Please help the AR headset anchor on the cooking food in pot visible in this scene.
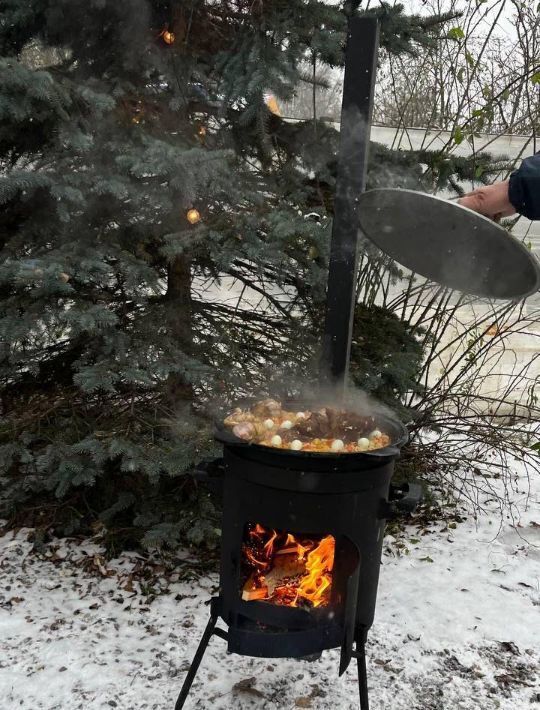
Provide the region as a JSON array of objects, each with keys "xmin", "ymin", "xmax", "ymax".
[{"xmin": 223, "ymin": 399, "xmax": 391, "ymax": 452}]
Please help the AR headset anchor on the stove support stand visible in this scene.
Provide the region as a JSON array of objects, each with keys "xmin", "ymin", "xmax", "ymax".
[
  {"xmin": 174, "ymin": 610, "xmax": 222, "ymax": 710},
  {"xmin": 175, "ymin": 612, "xmax": 371, "ymax": 710},
  {"xmin": 354, "ymin": 628, "xmax": 371, "ymax": 710},
  {"xmin": 175, "ymin": 608, "xmax": 371, "ymax": 710}
]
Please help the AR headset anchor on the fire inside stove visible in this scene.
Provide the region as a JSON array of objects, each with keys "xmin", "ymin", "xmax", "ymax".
[{"xmin": 240, "ymin": 523, "xmax": 335, "ymax": 608}]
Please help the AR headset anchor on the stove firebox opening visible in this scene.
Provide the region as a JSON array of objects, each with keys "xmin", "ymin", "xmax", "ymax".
[{"xmin": 241, "ymin": 523, "xmax": 335, "ymax": 609}]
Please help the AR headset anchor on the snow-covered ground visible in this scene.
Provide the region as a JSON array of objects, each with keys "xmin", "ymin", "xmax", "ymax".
[{"xmin": 1, "ymin": 466, "xmax": 539, "ymax": 710}]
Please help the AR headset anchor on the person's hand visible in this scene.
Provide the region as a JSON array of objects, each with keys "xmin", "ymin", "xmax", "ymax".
[{"xmin": 458, "ymin": 180, "xmax": 515, "ymax": 221}]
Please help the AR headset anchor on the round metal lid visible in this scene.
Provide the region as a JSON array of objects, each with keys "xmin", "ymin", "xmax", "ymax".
[{"xmin": 357, "ymin": 188, "xmax": 540, "ymax": 300}]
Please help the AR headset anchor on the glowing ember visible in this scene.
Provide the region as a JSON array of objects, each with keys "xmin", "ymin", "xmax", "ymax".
[{"xmin": 241, "ymin": 524, "xmax": 335, "ymax": 608}]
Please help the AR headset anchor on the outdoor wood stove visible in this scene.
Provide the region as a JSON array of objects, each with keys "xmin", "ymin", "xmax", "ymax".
[
  {"xmin": 174, "ymin": 413, "xmax": 419, "ymax": 710},
  {"xmin": 174, "ymin": 17, "xmax": 421, "ymax": 710}
]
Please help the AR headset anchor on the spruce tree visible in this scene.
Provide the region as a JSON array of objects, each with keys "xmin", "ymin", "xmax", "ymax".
[{"xmin": 1, "ymin": 1, "xmax": 465, "ymax": 548}]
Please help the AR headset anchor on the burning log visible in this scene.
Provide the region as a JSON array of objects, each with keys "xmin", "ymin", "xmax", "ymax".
[
  {"xmin": 241, "ymin": 524, "xmax": 335, "ymax": 608},
  {"xmin": 242, "ymin": 574, "xmax": 269, "ymax": 601}
]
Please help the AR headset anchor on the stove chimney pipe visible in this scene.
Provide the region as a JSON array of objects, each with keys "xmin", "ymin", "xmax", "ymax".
[{"xmin": 321, "ymin": 17, "xmax": 379, "ymax": 393}]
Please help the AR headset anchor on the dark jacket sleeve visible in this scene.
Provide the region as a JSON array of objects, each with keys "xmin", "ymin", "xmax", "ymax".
[{"xmin": 508, "ymin": 152, "xmax": 540, "ymax": 220}]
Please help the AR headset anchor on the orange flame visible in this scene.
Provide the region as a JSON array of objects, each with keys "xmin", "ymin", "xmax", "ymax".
[
  {"xmin": 295, "ymin": 539, "xmax": 311, "ymax": 562},
  {"xmin": 244, "ymin": 548, "xmax": 268, "ymax": 570},
  {"xmin": 263, "ymin": 529, "xmax": 278, "ymax": 558},
  {"xmin": 296, "ymin": 535, "xmax": 334, "ymax": 607}
]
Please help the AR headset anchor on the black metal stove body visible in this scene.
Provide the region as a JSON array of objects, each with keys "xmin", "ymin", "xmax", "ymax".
[
  {"xmin": 217, "ymin": 414, "xmax": 407, "ymax": 661},
  {"xmin": 219, "ymin": 444, "xmax": 394, "ymax": 663},
  {"xmin": 175, "ymin": 416, "xmax": 420, "ymax": 710}
]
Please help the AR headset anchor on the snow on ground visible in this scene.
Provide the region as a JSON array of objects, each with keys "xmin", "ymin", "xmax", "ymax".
[{"xmin": 1, "ymin": 465, "xmax": 539, "ymax": 710}]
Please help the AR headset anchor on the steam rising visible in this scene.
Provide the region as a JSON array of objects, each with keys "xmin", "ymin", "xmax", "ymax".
[
  {"xmin": 294, "ymin": 380, "xmax": 397, "ymax": 422},
  {"xmin": 210, "ymin": 375, "xmax": 398, "ymax": 425}
]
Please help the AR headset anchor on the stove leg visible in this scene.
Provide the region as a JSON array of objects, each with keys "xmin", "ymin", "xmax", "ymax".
[
  {"xmin": 356, "ymin": 642, "xmax": 369, "ymax": 710},
  {"xmin": 174, "ymin": 615, "xmax": 217, "ymax": 710}
]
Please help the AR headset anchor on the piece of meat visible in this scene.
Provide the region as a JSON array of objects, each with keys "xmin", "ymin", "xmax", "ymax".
[
  {"xmin": 233, "ymin": 422, "xmax": 256, "ymax": 440},
  {"xmin": 291, "ymin": 411, "xmax": 328, "ymax": 439},
  {"xmin": 252, "ymin": 398, "xmax": 282, "ymax": 418},
  {"xmin": 290, "ymin": 407, "xmax": 376, "ymax": 443},
  {"xmin": 232, "ymin": 421, "xmax": 267, "ymax": 440},
  {"xmin": 339, "ymin": 411, "xmax": 376, "ymax": 442}
]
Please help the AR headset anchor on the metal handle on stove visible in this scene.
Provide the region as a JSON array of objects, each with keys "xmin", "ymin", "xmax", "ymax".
[
  {"xmin": 379, "ymin": 482, "xmax": 422, "ymax": 519},
  {"xmin": 393, "ymin": 482, "xmax": 422, "ymax": 513},
  {"xmin": 189, "ymin": 458, "xmax": 225, "ymax": 495}
]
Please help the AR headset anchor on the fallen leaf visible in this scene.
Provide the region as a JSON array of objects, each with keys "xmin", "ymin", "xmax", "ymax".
[
  {"xmin": 309, "ymin": 685, "xmax": 324, "ymax": 699},
  {"xmin": 93, "ymin": 555, "xmax": 110, "ymax": 577},
  {"xmin": 495, "ymin": 673, "xmax": 515, "ymax": 686},
  {"xmin": 295, "ymin": 699, "xmax": 312, "ymax": 708},
  {"xmin": 499, "ymin": 641, "xmax": 520, "ymax": 655},
  {"xmin": 232, "ymin": 677, "xmax": 265, "ymax": 698}
]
